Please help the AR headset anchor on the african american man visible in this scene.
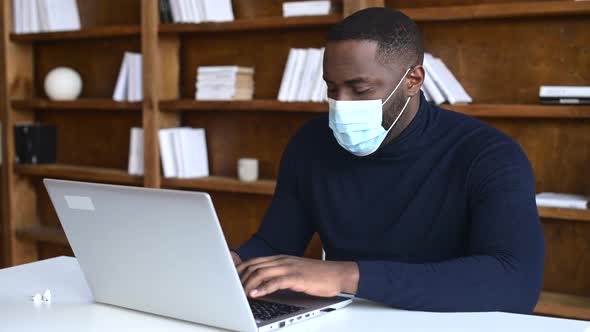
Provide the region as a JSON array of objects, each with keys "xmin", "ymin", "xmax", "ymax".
[{"xmin": 231, "ymin": 7, "xmax": 545, "ymax": 314}]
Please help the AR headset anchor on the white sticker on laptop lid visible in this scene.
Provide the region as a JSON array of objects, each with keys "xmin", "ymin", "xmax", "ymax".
[{"xmin": 64, "ymin": 195, "xmax": 95, "ymax": 211}]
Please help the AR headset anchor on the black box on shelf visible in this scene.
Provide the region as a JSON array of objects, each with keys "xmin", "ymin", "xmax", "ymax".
[{"xmin": 14, "ymin": 123, "xmax": 57, "ymax": 164}]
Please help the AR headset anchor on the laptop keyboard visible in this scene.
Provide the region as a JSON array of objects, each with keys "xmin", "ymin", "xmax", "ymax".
[{"xmin": 249, "ymin": 299, "xmax": 303, "ymax": 322}]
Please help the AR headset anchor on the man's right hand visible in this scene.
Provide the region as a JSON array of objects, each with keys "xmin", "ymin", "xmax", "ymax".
[{"xmin": 231, "ymin": 251, "xmax": 242, "ymax": 266}]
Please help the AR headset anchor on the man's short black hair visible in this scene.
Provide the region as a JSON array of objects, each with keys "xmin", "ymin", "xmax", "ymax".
[{"xmin": 327, "ymin": 7, "xmax": 424, "ymax": 68}]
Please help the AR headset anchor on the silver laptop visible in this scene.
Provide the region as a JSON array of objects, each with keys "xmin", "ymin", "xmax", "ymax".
[{"xmin": 44, "ymin": 179, "xmax": 351, "ymax": 332}]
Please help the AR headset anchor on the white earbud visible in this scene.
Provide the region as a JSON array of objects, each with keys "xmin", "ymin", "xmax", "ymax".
[
  {"xmin": 31, "ymin": 289, "xmax": 52, "ymax": 304},
  {"xmin": 42, "ymin": 289, "xmax": 52, "ymax": 303},
  {"xmin": 31, "ymin": 293, "xmax": 42, "ymax": 304}
]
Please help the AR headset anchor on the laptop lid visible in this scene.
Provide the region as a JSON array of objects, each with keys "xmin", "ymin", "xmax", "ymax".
[{"xmin": 44, "ymin": 179, "xmax": 258, "ymax": 332}]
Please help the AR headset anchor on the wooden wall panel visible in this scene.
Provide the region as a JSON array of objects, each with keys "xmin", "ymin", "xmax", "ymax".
[
  {"xmin": 34, "ymin": 38, "xmax": 141, "ymax": 98},
  {"xmin": 77, "ymin": 0, "xmax": 141, "ymax": 27},
  {"xmin": 482, "ymin": 118, "xmax": 590, "ymax": 195},
  {"xmin": 344, "ymin": 0, "xmax": 385, "ymax": 16},
  {"xmin": 37, "ymin": 180, "xmax": 71, "ymax": 261},
  {"xmin": 159, "ymin": 36, "xmax": 180, "ymax": 100},
  {"xmin": 39, "ymin": 244, "xmax": 74, "ymax": 260},
  {"xmin": 35, "ymin": 111, "xmax": 142, "ymax": 169},
  {"xmin": 542, "ymin": 220, "xmax": 590, "ymax": 297},
  {"xmin": 183, "ymin": 111, "xmax": 319, "ymax": 179},
  {"xmin": 211, "ymin": 192, "xmax": 272, "ymax": 249},
  {"xmin": 386, "ymin": 0, "xmax": 568, "ymax": 8},
  {"xmin": 378, "ymin": 2, "xmax": 590, "ymax": 113},
  {"xmin": 233, "ymin": 0, "xmax": 342, "ymax": 19},
  {"xmin": 37, "ymin": 181, "xmax": 60, "ymax": 228},
  {"xmin": 419, "ymin": 17, "xmax": 589, "ymax": 104},
  {"xmin": 211, "ymin": 191, "xmax": 322, "ymax": 258},
  {"xmin": 180, "ymin": 28, "xmax": 332, "ymax": 99}
]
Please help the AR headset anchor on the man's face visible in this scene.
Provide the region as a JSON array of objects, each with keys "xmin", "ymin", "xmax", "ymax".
[{"xmin": 323, "ymin": 40, "xmax": 409, "ymax": 127}]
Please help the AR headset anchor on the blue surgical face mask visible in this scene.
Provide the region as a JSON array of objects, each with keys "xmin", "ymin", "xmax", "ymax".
[{"xmin": 328, "ymin": 68, "xmax": 412, "ymax": 157}]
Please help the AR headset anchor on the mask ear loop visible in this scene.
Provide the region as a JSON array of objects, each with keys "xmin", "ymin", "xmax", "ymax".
[
  {"xmin": 385, "ymin": 95, "xmax": 411, "ymax": 133},
  {"xmin": 382, "ymin": 67, "xmax": 412, "ymax": 106},
  {"xmin": 358, "ymin": 96, "xmax": 412, "ymax": 157}
]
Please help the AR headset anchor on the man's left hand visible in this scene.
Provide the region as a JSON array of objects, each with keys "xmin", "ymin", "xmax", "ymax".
[{"xmin": 236, "ymin": 255, "xmax": 359, "ymax": 298}]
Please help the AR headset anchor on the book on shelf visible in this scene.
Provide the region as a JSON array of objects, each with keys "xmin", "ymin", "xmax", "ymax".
[
  {"xmin": 283, "ymin": 1, "xmax": 332, "ymax": 17},
  {"xmin": 423, "ymin": 53, "xmax": 472, "ymax": 105},
  {"xmin": 539, "ymin": 85, "xmax": 590, "ymax": 105},
  {"xmin": 421, "ymin": 67, "xmax": 446, "ymax": 105},
  {"xmin": 195, "ymin": 66, "xmax": 254, "ymax": 101},
  {"xmin": 160, "ymin": 0, "xmax": 174, "ymax": 24},
  {"xmin": 159, "ymin": 127, "xmax": 209, "ymax": 179},
  {"xmin": 14, "ymin": 123, "xmax": 56, "ymax": 165},
  {"xmin": 540, "ymin": 98, "xmax": 590, "ymax": 105},
  {"xmin": 536, "ymin": 192, "xmax": 589, "ymax": 210},
  {"xmin": 163, "ymin": 0, "xmax": 234, "ymax": 24},
  {"xmin": 127, "ymin": 127, "xmax": 144, "ymax": 176},
  {"xmin": 278, "ymin": 48, "xmax": 327, "ymax": 103},
  {"xmin": 12, "ymin": 0, "xmax": 81, "ymax": 34},
  {"xmin": 113, "ymin": 52, "xmax": 143, "ymax": 102}
]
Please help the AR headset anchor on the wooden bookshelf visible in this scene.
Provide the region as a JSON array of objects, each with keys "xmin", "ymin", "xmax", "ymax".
[
  {"xmin": 538, "ymin": 207, "xmax": 590, "ymax": 223},
  {"xmin": 160, "ymin": 99, "xmax": 327, "ymax": 113},
  {"xmin": 12, "ymin": 99, "xmax": 142, "ymax": 111},
  {"xmin": 160, "ymin": 100, "xmax": 590, "ymax": 118},
  {"xmin": 14, "ymin": 164, "xmax": 143, "ymax": 186},
  {"xmin": 162, "ymin": 176, "xmax": 275, "ymax": 196},
  {"xmin": 535, "ymin": 291, "xmax": 590, "ymax": 321},
  {"xmin": 9, "ymin": 25, "xmax": 140, "ymax": 42},
  {"xmin": 399, "ymin": 1, "xmax": 590, "ymax": 22},
  {"xmin": 159, "ymin": 15, "xmax": 341, "ymax": 34},
  {"xmin": 15, "ymin": 225, "xmax": 67, "ymax": 246}
]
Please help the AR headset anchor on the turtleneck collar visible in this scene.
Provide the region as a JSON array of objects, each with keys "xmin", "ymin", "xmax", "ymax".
[{"xmin": 366, "ymin": 91, "xmax": 435, "ymax": 160}]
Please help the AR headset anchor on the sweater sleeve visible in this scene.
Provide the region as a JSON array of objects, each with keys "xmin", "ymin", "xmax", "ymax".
[
  {"xmin": 355, "ymin": 140, "xmax": 545, "ymax": 314},
  {"xmin": 235, "ymin": 134, "xmax": 314, "ymax": 261}
]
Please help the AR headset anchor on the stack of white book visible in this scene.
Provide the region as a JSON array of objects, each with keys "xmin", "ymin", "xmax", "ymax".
[
  {"xmin": 196, "ymin": 66, "xmax": 254, "ymax": 101},
  {"xmin": 422, "ymin": 53, "xmax": 472, "ymax": 105},
  {"xmin": 168, "ymin": 0, "xmax": 234, "ymax": 23},
  {"xmin": 113, "ymin": 52, "xmax": 143, "ymax": 102},
  {"xmin": 278, "ymin": 48, "xmax": 327, "ymax": 102},
  {"xmin": 128, "ymin": 128, "xmax": 144, "ymax": 176},
  {"xmin": 539, "ymin": 85, "xmax": 590, "ymax": 105},
  {"xmin": 282, "ymin": 1, "xmax": 331, "ymax": 17},
  {"xmin": 12, "ymin": 0, "xmax": 81, "ymax": 34},
  {"xmin": 536, "ymin": 192, "xmax": 589, "ymax": 210},
  {"xmin": 159, "ymin": 127, "xmax": 209, "ymax": 178}
]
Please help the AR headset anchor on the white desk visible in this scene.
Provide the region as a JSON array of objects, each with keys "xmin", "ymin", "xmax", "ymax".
[{"xmin": 0, "ymin": 257, "xmax": 588, "ymax": 332}]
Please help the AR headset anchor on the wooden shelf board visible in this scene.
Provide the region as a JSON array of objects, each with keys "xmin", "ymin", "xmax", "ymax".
[
  {"xmin": 11, "ymin": 99, "xmax": 142, "ymax": 111},
  {"xmin": 535, "ymin": 291, "xmax": 590, "ymax": 321},
  {"xmin": 160, "ymin": 100, "xmax": 590, "ymax": 118},
  {"xmin": 10, "ymin": 25, "xmax": 141, "ymax": 42},
  {"xmin": 14, "ymin": 164, "xmax": 143, "ymax": 186},
  {"xmin": 162, "ymin": 176, "xmax": 276, "ymax": 196},
  {"xmin": 15, "ymin": 225, "xmax": 68, "ymax": 246},
  {"xmin": 446, "ymin": 104, "xmax": 590, "ymax": 118},
  {"xmin": 159, "ymin": 15, "xmax": 341, "ymax": 34},
  {"xmin": 160, "ymin": 99, "xmax": 327, "ymax": 113},
  {"xmin": 538, "ymin": 207, "xmax": 590, "ymax": 222},
  {"xmin": 400, "ymin": 1, "xmax": 590, "ymax": 22}
]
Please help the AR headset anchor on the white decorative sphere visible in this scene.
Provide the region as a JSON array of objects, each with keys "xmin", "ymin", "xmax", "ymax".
[{"xmin": 44, "ymin": 67, "xmax": 82, "ymax": 100}]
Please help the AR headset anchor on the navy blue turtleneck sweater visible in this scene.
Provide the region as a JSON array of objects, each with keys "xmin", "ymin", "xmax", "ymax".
[{"xmin": 235, "ymin": 93, "xmax": 545, "ymax": 314}]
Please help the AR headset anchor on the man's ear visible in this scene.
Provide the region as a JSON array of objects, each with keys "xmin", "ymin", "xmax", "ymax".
[{"xmin": 406, "ymin": 65, "xmax": 424, "ymax": 97}]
